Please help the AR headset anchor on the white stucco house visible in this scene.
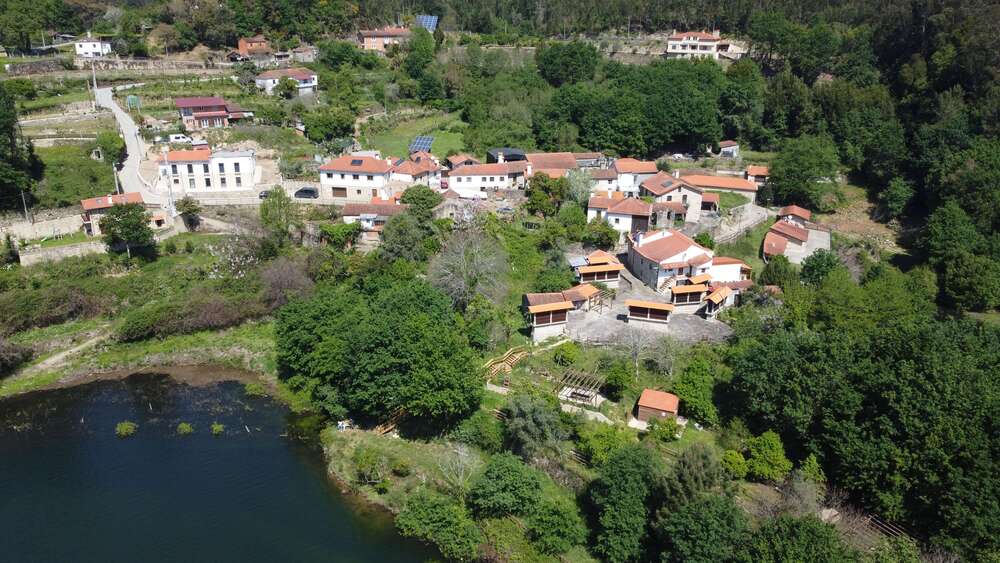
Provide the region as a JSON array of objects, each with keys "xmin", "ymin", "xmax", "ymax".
[
  {"xmin": 665, "ymin": 30, "xmax": 722, "ymax": 60},
  {"xmin": 446, "ymin": 161, "xmax": 529, "ymax": 197},
  {"xmin": 158, "ymin": 148, "xmax": 257, "ymax": 192},
  {"xmin": 254, "ymin": 68, "xmax": 318, "ymax": 96},
  {"xmin": 319, "ymin": 154, "xmax": 396, "ymax": 202},
  {"xmin": 389, "ymin": 151, "xmax": 442, "ymax": 188},
  {"xmin": 640, "ymin": 172, "xmax": 704, "ymax": 223},
  {"xmin": 75, "ymin": 33, "xmax": 111, "ymax": 58},
  {"xmin": 611, "ymin": 158, "xmax": 659, "ymax": 197}
]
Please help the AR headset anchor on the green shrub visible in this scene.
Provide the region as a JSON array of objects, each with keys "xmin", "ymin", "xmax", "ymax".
[
  {"xmin": 644, "ymin": 417, "xmax": 680, "ymax": 444},
  {"xmin": 576, "ymin": 423, "xmax": 634, "ymax": 466},
  {"xmin": 352, "ymin": 446, "xmax": 389, "ymax": 485},
  {"xmin": 116, "ymin": 421, "xmax": 138, "ymax": 437},
  {"xmin": 184, "ymin": 240, "xmax": 195, "ymax": 253},
  {"xmin": 176, "ymin": 422, "xmax": 194, "ymax": 435},
  {"xmin": 799, "ymin": 453, "xmax": 826, "ymax": 484},
  {"xmin": 601, "ymin": 361, "xmax": 632, "ymax": 401},
  {"xmin": 396, "ymin": 489, "xmax": 482, "ymax": 561},
  {"xmin": 114, "ymin": 301, "xmax": 180, "ymax": 342},
  {"xmin": 163, "ymin": 240, "xmax": 177, "ymax": 254},
  {"xmin": 244, "ymin": 382, "xmax": 268, "ymax": 397},
  {"xmin": 467, "ymin": 453, "xmax": 542, "ymax": 517},
  {"xmin": 527, "ymin": 496, "xmax": 587, "ymax": 555},
  {"xmin": 449, "ymin": 411, "xmax": 503, "ymax": 453},
  {"xmin": 211, "ymin": 422, "xmax": 225, "ymax": 436},
  {"xmin": 552, "ymin": 341, "xmax": 580, "ymax": 366},
  {"xmin": 391, "ymin": 460, "xmax": 412, "ymax": 477},
  {"xmin": 746, "ymin": 431, "xmax": 793, "ymax": 482},
  {"xmin": 721, "ymin": 449, "xmax": 748, "ymax": 479}
]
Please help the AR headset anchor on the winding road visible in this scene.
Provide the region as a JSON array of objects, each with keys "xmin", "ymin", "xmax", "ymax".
[{"xmin": 95, "ymin": 86, "xmax": 169, "ymax": 209}]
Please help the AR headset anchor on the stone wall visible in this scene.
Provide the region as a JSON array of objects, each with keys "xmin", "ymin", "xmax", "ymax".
[
  {"xmin": 73, "ymin": 57, "xmax": 234, "ymax": 72},
  {"xmin": 17, "ymin": 240, "xmax": 105, "ymax": 267},
  {"xmin": 0, "ymin": 214, "xmax": 84, "ymax": 242},
  {"xmin": 4, "ymin": 59, "xmax": 69, "ymax": 76}
]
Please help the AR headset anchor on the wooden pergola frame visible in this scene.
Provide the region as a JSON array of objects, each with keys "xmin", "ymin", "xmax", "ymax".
[{"xmin": 556, "ymin": 370, "xmax": 607, "ymax": 405}]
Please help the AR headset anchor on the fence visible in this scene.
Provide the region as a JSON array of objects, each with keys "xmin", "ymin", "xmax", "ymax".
[{"xmin": 712, "ymin": 203, "xmax": 770, "ymax": 244}]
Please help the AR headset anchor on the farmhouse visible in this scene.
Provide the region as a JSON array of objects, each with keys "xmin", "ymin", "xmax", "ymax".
[
  {"xmin": 640, "ymin": 172, "xmax": 703, "ymax": 223},
  {"xmin": 636, "ymin": 389, "xmax": 680, "ymax": 422},
  {"xmin": 746, "ymin": 165, "xmax": 770, "ymax": 187},
  {"xmin": 237, "ymin": 35, "xmax": 272, "ymax": 58},
  {"xmin": 763, "ymin": 209, "xmax": 831, "ymax": 264},
  {"xmin": 390, "ymin": 151, "xmax": 442, "ymax": 188},
  {"xmin": 447, "ymin": 161, "xmax": 529, "ymax": 195},
  {"xmin": 254, "ymin": 68, "xmax": 318, "ymax": 96},
  {"xmin": 158, "ymin": 148, "xmax": 256, "ymax": 192},
  {"xmin": 446, "ymin": 153, "xmax": 480, "ymax": 170},
  {"xmin": 612, "ymin": 158, "xmax": 659, "ymax": 197},
  {"xmin": 320, "ymin": 154, "xmax": 396, "ymax": 202},
  {"xmin": 174, "ymin": 97, "xmax": 251, "ymax": 130},
  {"xmin": 679, "ymin": 174, "xmax": 757, "ymax": 204},
  {"xmin": 75, "ymin": 33, "xmax": 111, "ymax": 58},
  {"xmin": 358, "ymin": 27, "xmax": 411, "ymax": 53},
  {"xmin": 80, "ymin": 193, "xmax": 166, "ymax": 237},
  {"xmin": 342, "ymin": 202, "xmax": 409, "ymax": 243}
]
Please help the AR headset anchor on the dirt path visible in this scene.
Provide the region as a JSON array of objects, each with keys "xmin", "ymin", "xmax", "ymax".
[{"xmin": 20, "ymin": 331, "xmax": 110, "ymax": 377}]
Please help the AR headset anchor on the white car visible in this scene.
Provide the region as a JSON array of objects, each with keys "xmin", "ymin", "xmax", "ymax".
[{"xmin": 168, "ymin": 134, "xmax": 193, "ymax": 144}]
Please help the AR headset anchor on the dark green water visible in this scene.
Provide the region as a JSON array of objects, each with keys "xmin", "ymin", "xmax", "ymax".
[{"xmin": 0, "ymin": 372, "xmax": 436, "ymax": 563}]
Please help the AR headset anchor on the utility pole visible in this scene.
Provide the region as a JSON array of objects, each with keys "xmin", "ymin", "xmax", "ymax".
[
  {"xmin": 162, "ymin": 146, "xmax": 175, "ymax": 216},
  {"xmin": 20, "ymin": 190, "xmax": 31, "ymax": 223},
  {"xmin": 113, "ymin": 166, "xmax": 121, "ymax": 194}
]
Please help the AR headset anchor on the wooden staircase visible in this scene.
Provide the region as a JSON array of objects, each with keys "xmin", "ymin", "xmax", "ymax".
[
  {"xmin": 483, "ymin": 346, "xmax": 528, "ymax": 381},
  {"xmin": 373, "ymin": 408, "xmax": 406, "ymax": 435}
]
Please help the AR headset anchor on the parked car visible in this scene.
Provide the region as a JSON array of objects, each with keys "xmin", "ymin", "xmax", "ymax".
[
  {"xmin": 294, "ymin": 187, "xmax": 319, "ymax": 199},
  {"xmin": 168, "ymin": 134, "xmax": 193, "ymax": 144},
  {"xmin": 258, "ymin": 189, "xmax": 271, "ymax": 199}
]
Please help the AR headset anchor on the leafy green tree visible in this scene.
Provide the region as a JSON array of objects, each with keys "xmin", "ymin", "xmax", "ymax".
[
  {"xmin": 758, "ymin": 255, "xmax": 797, "ymax": 289},
  {"xmin": 941, "ymin": 252, "xmax": 1000, "ymax": 312},
  {"xmin": 535, "ymin": 41, "xmax": 599, "ymax": 86},
  {"xmin": 745, "ymin": 431, "xmax": 793, "ymax": 482},
  {"xmin": 565, "ymin": 168, "xmax": 596, "ymax": 206},
  {"xmin": 694, "ymin": 232, "xmax": 715, "ymax": 249},
  {"xmin": 721, "ymin": 450, "xmax": 748, "ymax": 480},
  {"xmin": 763, "ymin": 69, "xmax": 815, "ymax": 138},
  {"xmin": 449, "ymin": 410, "xmax": 503, "ymax": 453},
  {"xmin": 527, "ymin": 496, "xmax": 587, "ymax": 555},
  {"xmin": 259, "ymin": 188, "xmax": 299, "ymax": 246},
  {"xmin": 396, "ymin": 489, "xmax": 482, "ymax": 561},
  {"xmin": 769, "ymin": 135, "xmax": 840, "ymax": 209},
  {"xmin": 920, "ymin": 201, "xmax": 985, "ymax": 266},
  {"xmin": 504, "ymin": 393, "xmax": 569, "ymax": 459},
  {"xmin": 582, "ymin": 218, "xmax": 618, "ymax": 249},
  {"xmin": 96, "ymin": 131, "xmax": 126, "ymax": 168},
  {"xmin": 467, "ymin": 453, "xmax": 542, "ymax": 517},
  {"xmin": 661, "ymin": 443, "xmax": 727, "ymax": 510},
  {"xmin": 800, "ymin": 249, "xmax": 842, "ymax": 286},
  {"xmin": 576, "ymin": 423, "xmax": 634, "ymax": 466},
  {"xmin": 799, "ymin": 453, "xmax": 826, "ymax": 485},
  {"xmin": 400, "ymin": 185, "xmax": 443, "ymax": 224},
  {"xmin": 557, "ymin": 204, "xmax": 587, "ymax": 241},
  {"xmin": 589, "ymin": 445, "xmax": 663, "ymax": 563},
  {"xmin": 302, "ymin": 107, "xmax": 354, "ymax": 144},
  {"xmin": 654, "ymin": 494, "xmax": 748, "ymax": 563},
  {"xmin": 319, "ymin": 222, "xmax": 361, "ymax": 249},
  {"xmin": 404, "ymin": 28, "xmax": 435, "ymax": 78},
  {"xmin": 0, "ymin": 81, "xmax": 35, "ymax": 210},
  {"xmin": 380, "ymin": 213, "xmax": 427, "ymax": 262},
  {"xmin": 174, "ymin": 196, "xmax": 202, "ymax": 230},
  {"xmin": 879, "ymin": 177, "xmax": 913, "ymax": 220},
  {"xmin": 525, "ymin": 173, "xmax": 569, "ymax": 217},
  {"xmin": 274, "ymin": 77, "xmax": 299, "ymax": 99},
  {"xmin": 930, "ymin": 137, "xmax": 1000, "ymax": 233},
  {"xmin": 319, "ymin": 40, "xmax": 361, "ymax": 68},
  {"xmin": 672, "ymin": 358, "xmax": 719, "ymax": 426},
  {"xmin": 865, "ymin": 537, "xmax": 922, "ymax": 563},
  {"xmin": 100, "ymin": 203, "xmax": 154, "ymax": 258},
  {"xmin": 739, "ymin": 515, "xmax": 858, "ymax": 563}
]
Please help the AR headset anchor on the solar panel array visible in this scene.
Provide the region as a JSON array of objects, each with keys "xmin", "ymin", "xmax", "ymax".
[
  {"xmin": 415, "ymin": 14, "xmax": 439, "ymax": 31},
  {"xmin": 409, "ymin": 136, "xmax": 434, "ymax": 153}
]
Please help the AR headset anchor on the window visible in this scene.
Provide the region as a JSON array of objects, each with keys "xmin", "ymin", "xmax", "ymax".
[
  {"xmin": 234, "ymin": 163, "xmax": 240, "ymax": 173},
  {"xmin": 173, "ymin": 178, "xmax": 179, "ymax": 185},
  {"xmin": 356, "ymin": 189, "xmax": 362, "ymax": 195},
  {"xmin": 352, "ymin": 174, "xmax": 359, "ymax": 180},
  {"xmin": 235, "ymin": 176, "xmax": 241, "ymax": 187},
  {"xmin": 340, "ymin": 173, "xmax": 345, "ymax": 179},
  {"xmin": 187, "ymin": 164, "xmax": 193, "ymax": 173},
  {"xmin": 325, "ymin": 173, "xmax": 332, "ymax": 179},
  {"xmin": 171, "ymin": 164, "xmax": 177, "ymax": 174},
  {"xmin": 614, "ymin": 218, "xmax": 620, "ymax": 224},
  {"xmin": 666, "ymin": 195, "xmax": 672, "ymax": 201},
  {"xmin": 205, "ymin": 177, "xmax": 211, "ymax": 187},
  {"xmin": 489, "ymin": 176, "xmax": 495, "ymax": 182},
  {"xmin": 372, "ymin": 189, "xmax": 377, "ymax": 197},
  {"xmin": 682, "ymin": 194, "xmax": 688, "ymax": 203},
  {"xmin": 366, "ymin": 175, "xmax": 373, "ymax": 181},
  {"xmin": 218, "ymin": 163, "xmax": 225, "ymax": 173},
  {"xmin": 220, "ymin": 177, "xmax": 227, "ymax": 187},
  {"xmin": 203, "ymin": 164, "xmax": 209, "ymax": 173},
  {"xmin": 188, "ymin": 178, "xmax": 195, "ymax": 188}
]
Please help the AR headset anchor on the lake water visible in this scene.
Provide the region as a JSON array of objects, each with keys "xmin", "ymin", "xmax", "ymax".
[{"xmin": 0, "ymin": 372, "xmax": 436, "ymax": 563}]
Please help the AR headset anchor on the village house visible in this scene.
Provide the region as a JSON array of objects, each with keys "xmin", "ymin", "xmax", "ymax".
[
  {"xmin": 639, "ymin": 171, "xmax": 704, "ymax": 223},
  {"xmin": 174, "ymin": 97, "xmax": 251, "ymax": 131},
  {"xmin": 636, "ymin": 389, "xmax": 680, "ymax": 422},
  {"xmin": 254, "ymin": 68, "xmax": 318, "ymax": 96},
  {"xmin": 569, "ymin": 249, "xmax": 625, "ymax": 288},
  {"xmin": 446, "ymin": 161, "xmax": 529, "ymax": 196},
  {"xmin": 612, "ymin": 158, "xmax": 659, "ymax": 197},
  {"xmin": 525, "ymin": 152, "xmax": 578, "ymax": 178},
  {"xmin": 625, "ymin": 300, "xmax": 675, "ymax": 327},
  {"xmin": 80, "ymin": 193, "xmax": 166, "ymax": 237},
  {"xmin": 587, "ymin": 193, "xmax": 685, "ymax": 237},
  {"xmin": 74, "ymin": 32, "xmax": 111, "ymax": 58},
  {"xmin": 445, "ymin": 153, "xmax": 480, "ymax": 170},
  {"xmin": 763, "ymin": 206, "xmax": 831, "ymax": 264},
  {"xmin": 237, "ymin": 35, "xmax": 272, "ymax": 58},
  {"xmin": 574, "ymin": 152, "xmax": 605, "ymax": 169},
  {"xmin": 626, "ymin": 229, "xmax": 752, "ymax": 313},
  {"xmin": 319, "ymin": 154, "xmax": 396, "ymax": 202},
  {"xmin": 589, "ymin": 168, "xmax": 619, "ymax": 191},
  {"xmin": 157, "ymin": 148, "xmax": 257, "ymax": 192},
  {"xmin": 717, "ymin": 140, "xmax": 740, "ymax": 158},
  {"xmin": 342, "ymin": 202, "xmax": 409, "ymax": 243},
  {"xmin": 358, "ymin": 27, "xmax": 411, "ymax": 53},
  {"xmin": 745, "ymin": 165, "xmax": 770, "ymax": 188},
  {"xmin": 665, "ymin": 30, "xmax": 721, "ymax": 60},
  {"xmin": 292, "ymin": 45, "xmax": 318, "ymax": 63},
  {"xmin": 390, "ymin": 151, "xmax": 442, "ymax": 188},
  {"xmin": 679, "ymin": 174, "xmax": 758, "ymax": 204}
]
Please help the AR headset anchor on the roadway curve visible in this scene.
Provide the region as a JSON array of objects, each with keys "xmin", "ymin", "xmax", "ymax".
[{"xmin": 95, "ymin": 86, "xmax": 168, "ymax": 209}]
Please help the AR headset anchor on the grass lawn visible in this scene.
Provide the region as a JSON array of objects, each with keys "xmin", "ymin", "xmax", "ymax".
[
  {"xmin": 33, "ymin": 143, "xmax": 115, "ymax": 208},
  {"xmin": 18, "ymin": 90, "xmax": 91, "ymax": 114},
  {"xmin": 209, "ymin": 125, "xmax": 317, "ymax": 160},
  {"xmin": 741, "ymin": 150, "xmax": 777, "ymax": 164},
  {"xmin": 364, "ymin": 112, "xmax": 466, "ymax": 158},
  {"xmin": 716, "ymin": 219, "xmax": 771, "ymax": 274},
  {"xmin": 21, "ymin": 231, "xmax": 89, "ymax": 248},
  {"xmin": 22, "ymin": 115, "xmax": 117, "ymax": 138},
  {"xmin": 717, "ymin": 191, "xmax": 750, "ymax": 213}
]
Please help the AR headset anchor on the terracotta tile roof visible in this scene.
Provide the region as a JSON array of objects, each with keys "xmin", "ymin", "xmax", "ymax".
[
  {"xmin": 668, "ymin": 31, "xmax": 720, "ymax": 42},
  {"xmin": 81, "ymin": 192, "xmax": 144, "ymax": 210},
  {"xmin": 778, "ymin": 205, "xmax": 812, "ymax": 221},
  {"xmin": 341, "ymin": 202, "xmax": 408, "ymax": 217},
  {"xmin": 763, "ymin": 231, "xmax": 788, "ymax": 256},
  {"xmin": 712, "ymin": 256, "xmax": 751, "ymax": 269},
  {"xmin": 585, "ymin": 250, "xmax": 620, "ymax": 265},
  {"xmin": 719, "ymin": 140, "xmax": 739, "ymax": 148},
  {"xmin": 589, "ymin": 168, "xmax": 617, "ymax": 180},
  {"xmin": 446, "ymin": 153, "xmax": 480, "ymax": 167},
  {"xmin": 688, "ymin": 253, "xmax": 712, "ymax": 266},
  {"xmin": 637, "ymin": 389, "xmax": 679, "ymax": 413},
  {"xmin": 706, "ymin": 285, "xmax": 732, "ymax": 304},
  {"xmin": 162, "ymin": 149, "xmax": 212, "ymax": 162},
  {"xmin": 527, "ymin": 301, "xmax": 574, "ymax": 314},
  {"xmin": 562, "ymin": 283, "xmax": 600, "ymax": 301},
  {"xmin": 525, "ymin": 292, "xmax": 568, "ymax": 306},
  {"xmin": 174, "ymin": 96, "xmax": 226, "ymax": 108},
  {"xmin": 613, "ymin": 158, "xmax": 658, "ymax": 174},
  {"xmin": 689, "ymin": 273, "xmax": 712, "ymax": 284},
  {"xmin": 533, "ymin": 168, "xmax": 568, "ymax": 178},
  {"xmin": 578, "ymin": 263, "xmax": 625, "ymax": 274},
  {"xmin": 625, "ymin": 299, "xmax": 675, "ymax": 312},
  {"xmin": 608, "ymin": 198, "xmax": 652, "ymax": 216},
  {"xmin": 320, "ymin": 155, "xmax": 393, "ymax": 174},
  {"xmin": 526, "ymin": 152, "xmax": 578, "ymax": 171},
  {"xmin": 632, "ymin": 229, "xmax": 704, "ymax": 264},
  {"xmin": 588, "ymin": 196, "xmax": 615, "ymax": 210},
  {"xmin": 573, "ymin": 152, "xmax": 603, "ymax": 160},
  {"xmin": 746, "ymin": 165, "xmax": 769, "ymax": 177},
  {"xmin": 702, "ymin": 193, "xmax": 720, "ymax": 204},
  {"xmin": 641, "ymin": 172, "xmax": 701, "ymax": 196},
  {"xmin": 769, "ymin": 220, "xmax": 809, "ymax": 243},
  {"xmin": 716, "ymin": 279, "xmax": 754, "ymax": 290},
  {"xmin": 392, "ymin": 156, "xmax": 440, "ymax": 176},
  {"xmin": 671, "ymin": 283, "xmax": 708, "ymax": 294},
  {"xmin": 449, "ymin": 162, "xmax": 527, "ymax": 176},
  {"xmin": 653, "ymin": 201, "xmax": 687, "ymax": 214},
  {"xmin": 256, "ymin": 67, "xmax": 316, "ymax": 81},
  {"xmin": 681, "ymin": 174, "xmax": 757, "ymax": 192}
]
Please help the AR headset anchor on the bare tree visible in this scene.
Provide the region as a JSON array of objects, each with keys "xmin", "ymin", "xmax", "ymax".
[
  {"xmin": 565, "ymin": 168, "xmax": 596, "ymax": 206},
  {"xmin": 617, "ymin": 326, "xmax": 656, "ymax": 379},
  {"xmin": 261, "ymin": 257, "xmax": 315, "ymax": 310},
  {"xmin": 437, "ymin": 444, "xmax": 482, "ymax": 499},
  {"xmin": 429, "ymin": 227, "xmax": 508, "ymax": 309},
  {"xmin": 647, "ymin": 335, "xmax": 682, "ymax": 380}
]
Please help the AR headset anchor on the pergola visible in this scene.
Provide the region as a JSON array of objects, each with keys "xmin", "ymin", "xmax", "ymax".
[{"xmin": 556, "ymin": 370, "xmax": 607, "ymax": 406}]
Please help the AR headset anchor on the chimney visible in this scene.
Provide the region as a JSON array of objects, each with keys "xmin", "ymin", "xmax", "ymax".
[
  {"xmin": 497, "ymin": 151, "xmax": 505, "ymax": 163},
  {"xmin": 673, "ymin": 169, "xmax": 680, "ymax": 178}
]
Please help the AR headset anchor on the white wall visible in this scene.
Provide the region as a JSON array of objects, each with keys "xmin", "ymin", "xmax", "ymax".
[
  {"xmin": 449, "ymin": 173, "xmax": 521, "ymax": 191},
  {"xmin": 707, "ymin": 262, "xmax": 743, "ymax": 283},
  {"xmin": 75, "ymin": 40, "xmax": 111, "ymax": 58},
  {"xmin": 320, "ymin": 171, "xmax": 391, "ymax": 202},
  {"xmin": 160, "ymin": 153, "xmax": 256, "ymax": 191},
  {"xmin": 652, "ymin": 186, "xmax": 702, "ymax": 223}
]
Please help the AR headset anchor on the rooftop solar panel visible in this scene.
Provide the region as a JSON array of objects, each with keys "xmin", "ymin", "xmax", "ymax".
[
  {"xmin": 415, "ymin": 14, "xmax": 439, "ymax": 31},
  {"xmin": 409, "ymin": 135, "xmax": 434, "ymax": 153}
]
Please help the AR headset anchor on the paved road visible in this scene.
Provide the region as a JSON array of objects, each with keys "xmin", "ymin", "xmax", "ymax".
[{"xmin": 95, "ymin": 86, "xmax": 169, "ymax": 209}]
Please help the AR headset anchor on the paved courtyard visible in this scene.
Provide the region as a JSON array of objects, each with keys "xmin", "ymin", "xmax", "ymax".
[{"xmin": 784, "ymin": 227, "xmax": 832, "ymax": 264}]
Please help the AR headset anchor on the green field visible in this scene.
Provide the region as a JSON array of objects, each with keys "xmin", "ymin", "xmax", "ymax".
[
  {"xmin": 33, "ymin": 143, "xmax": 115, "ymax": 208},
  {"xmin": 364, "ymin": 112, "xmax": 466, "ymax": 158},
  {"xmin": 18, "ymin": 90, "xmax": 91, "ymax": 114},
  {"xmin": 717, "ymin": 191, "xmax": 750, "ymax": 212},
  {"xmin": 22, "ymin": 231, "xmax": 89, "ymax": 248},
  {"xmin": 716, "ymin": 219, "xmax": 771, "ymax": 274}
]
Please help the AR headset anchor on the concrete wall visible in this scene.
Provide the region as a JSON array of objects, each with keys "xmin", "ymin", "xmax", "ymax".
[
  {"xmin": 0, "ymin": 214, "xmax": 84, "ymax": 241},
  {"xmin": 4, "ymin": 59, "xmax": 68, "ymax": 76},
  {"xmin": 532, "ymin": 322, "xmax": 566, "ymax": 344},
  {"xmin": 17, "ymin": 240, "xmax": 105, "ymax": 266}
]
